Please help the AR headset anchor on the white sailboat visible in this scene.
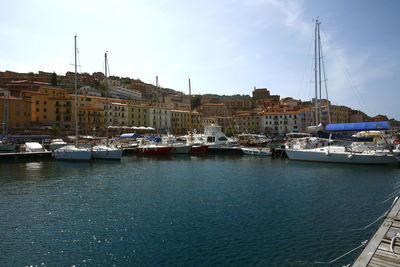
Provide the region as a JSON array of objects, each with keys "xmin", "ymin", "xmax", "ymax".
[
  {"xmin": 285, "ymin": 20, "xmax": 399, "ymax": 165},
  {"xmin": 53, "ymin": 35, "xmax": 92, "ymax": 161},
  {"xmin": 92, "ymin": 51, "xmax": 123, "ymax": 160}
]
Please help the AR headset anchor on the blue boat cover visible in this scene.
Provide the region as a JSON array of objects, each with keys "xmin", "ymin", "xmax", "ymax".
[
  {"xmin": 147, "ymin": 136, "xmax": 161, "ymax": 143},
  {"xmin": 120, "ymin": 133, "xmax": 140, "ymax": 138},
  {"xmin": 317, "ymin": 131, "xmax": 374, "ymax": 142},
  {"xmin": 325, "ymin": 121, "xmax": 389, "ymax": 132}
]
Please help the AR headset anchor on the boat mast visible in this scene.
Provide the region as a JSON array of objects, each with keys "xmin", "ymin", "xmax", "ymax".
[
  {"xmin": 188, "ymin": 78, "xmax": 193, "ymax": 143},
  {"xmin": 74, "ymin": 35, "xmax": 79, "ymax": 148},
  {"xmin": 317, "ymin": 20, "xmax": 322, "ymax": 125},
  {"xmin": 155, "ymin": 75, "xmax": 159, "ymax": 135},
  {"xmin": 2, "ymin": 91, "xmax": 6, "ymax": 139},
  {"xmin": 314, "ymin": 19, "xmax": 319, "ymax": 127},
  {"xmin": 105, "ymin": 51, "xmax": 109, "ymax": 147}
]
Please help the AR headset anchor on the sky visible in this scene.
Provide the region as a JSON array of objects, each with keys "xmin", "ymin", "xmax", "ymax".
[{"xmin": 1, "ymin": 0, "xmax": 400, "ymax": 120}]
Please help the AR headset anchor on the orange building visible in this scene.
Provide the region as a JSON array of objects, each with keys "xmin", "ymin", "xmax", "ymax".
[{"xmin": 0, "ymin": 90, "xmax": 31, "ymax": 132}]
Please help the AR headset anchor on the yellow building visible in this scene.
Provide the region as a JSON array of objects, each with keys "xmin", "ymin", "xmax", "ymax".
[
  {"xmin": 128, "ymin": 104, "xmax": 149, "ymax": 127},
  {"xmin": 329, "ymin": 105, "xmax": 350, "ymax": 124},
  {"xmin": 170, "ymin": 110, "xmax": 202, "ymax": 135},
  {"xmin": 75, "ymin": 95, "xmax": 105, "ymax": 134},
  {"xmin": 21, "ymin": 87, "xmax": 73, "ymax": 130}
]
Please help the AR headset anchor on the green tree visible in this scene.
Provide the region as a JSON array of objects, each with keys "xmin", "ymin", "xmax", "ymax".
[
  {"xmin": 191, "ymin": 95, "xmax": 201, "ymax": 110},
  {"xmin": 51, "ymin": 72, "xmax": 57, "ymax": 86}
]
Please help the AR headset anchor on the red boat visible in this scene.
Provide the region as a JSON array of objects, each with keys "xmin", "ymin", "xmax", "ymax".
[
  {"xmin": 190, "ymin": 144, "xmax": 208, "ymax": 154},
  {"xmin": 137, "ymin": 144, "xmax": 172, "ymax": 154}
]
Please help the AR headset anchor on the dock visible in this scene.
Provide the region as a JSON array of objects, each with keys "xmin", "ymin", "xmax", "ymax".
[
  {"xmin": 0, "ymin": 151, "xmax": 53, "ymax": 160},
  {"xmin": 207, "ymin": 147, "xmax": 243, "ymax": 154},
  {"xmin": 353, "ymin": 197, "xmax": 400, "ymax": 266}
]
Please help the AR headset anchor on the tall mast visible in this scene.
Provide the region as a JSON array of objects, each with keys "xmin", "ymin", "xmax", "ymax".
[
  {"xmin": 74, "ymin": 35, "xmax": 79, "ymax": 147},
  {"xmin": 105, "ymin": 51, "xmax": 109, "ymax": 147},
  {"xmin": 317, "ymin": 20, "xmax": 322, "ymax": 124},
  {"xmin": 188, "ymin": 78, "xmax": 193, "ymax": 143},
  {"xmin": 314, "ymin": 19, "xmax": 319, "ymax": 126},
  {"xmin": 155, "ymin": 76, "xmax": 159, "ymax": 134}
]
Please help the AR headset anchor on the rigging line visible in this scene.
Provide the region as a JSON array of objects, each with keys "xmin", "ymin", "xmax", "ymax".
[
  {"xmin": 381, "ymin": 191, "xmax": 400, "ymax": 204},
  {"xmin": 319, "ymin": 32, "xmax": 331, "ymax": 124},
  {"xmin": 299, "ymin": 35, "xmax": 315, "ymax": 103},
  {"xmin": 314, "ymin": 240, "xmax": 368, "ymax": 264},
  {"xmin": 349, "ymin": 197, "xmax": 398, "ymax": 231},
  {"xmin": 384, "ymin": 188, "xmax": 400, "ymax": 200},
  {"xmin": 340, "ymin": 64, "xmax": 372, "ymax": 115}
]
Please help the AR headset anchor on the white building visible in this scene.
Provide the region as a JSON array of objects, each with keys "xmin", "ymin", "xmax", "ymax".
[
  {"xmin": 261, "ymin": 112, "xmax": 300, "ymax": 136},
  {"xmin": 149, "ymin": 107, "xmax": 171, "ymax": 133},
  {"xmin": 78, "ymin": 86, "xmax": 101, "ymax": 97},
  {"xmin": 110, "ymin": 86, "xmax": 142, "ymax": 100}
]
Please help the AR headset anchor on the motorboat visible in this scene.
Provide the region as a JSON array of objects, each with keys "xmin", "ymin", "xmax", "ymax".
[
  {"xmin": 241, "ymin": 147, "xmax": 271, "ymax": 156},
  {"xmin": 202, "ymin": 124, "xmax": 234, "ymax": 148},
  {"xmin": 22, "ymin": 142, "xmax": 47, "ymax": 152},
  {"xmin": 190, "ymin": 143, "xmax": 208, "ymax": 154},
  {"xmin": 162, "ymin": 135, "xmax": 192, "ymax": 154},
  {"xmin": 137, "ymin": 137, "xmax": 172, "ymax": 155},
  {"xmin": 49, "ymin": 139, "xmax": 67, "ymax": 151},
  {"xmin": 137, "ymin": 144, "xmax": 173, "ymax": 154}
]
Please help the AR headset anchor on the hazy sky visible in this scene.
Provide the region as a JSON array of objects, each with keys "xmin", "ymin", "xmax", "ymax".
[{"xmin": 1, "ymin": 0, "xmax": 399, "ymax": 119}]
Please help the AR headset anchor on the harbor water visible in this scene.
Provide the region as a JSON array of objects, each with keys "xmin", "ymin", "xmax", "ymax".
[{"xmin": 1, "ymin": 155, "xmax": 400, "ymax": 266}]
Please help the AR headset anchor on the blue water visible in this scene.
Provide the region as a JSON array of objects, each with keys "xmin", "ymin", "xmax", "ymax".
[{"xmin": 0, "ymin": 155, "xmax": 399, "ymax": 266}]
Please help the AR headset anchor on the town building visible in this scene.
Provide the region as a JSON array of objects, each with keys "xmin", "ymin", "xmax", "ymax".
[
  {"xmin": 128, "ymin": 105, "xmax": 149, "ymax": 127},
  {"xmin": 78, "ymin": 86, "xmax": 101, "ymax": 97},
  {"xmin": 261, "ymin": 111, "xmax": 300, "ymax": 136},
  {"xmin": 21, "ymin": 87, "xmax": 73, "ymax": 130},
  {"xmin": 222, "ymin": 99, "xmax": 253, "ymax": 113},
  {"xmin": 0, "ymin": 89, "xmax": 31, "ymax": 131},
  {"xmin": 198, "ymin": 103, "xmax": 226, "ymax": 117},
  {"xmin": 234, "ymin": 111, "xmax": 261, "ymax": 133},
  {"xmin": 149, "ymin": 107, "xmax": 171, "ymax": 133},
  {"xmin": 170, "ymin": 109, "xmax": 202, "ymax": 135}
]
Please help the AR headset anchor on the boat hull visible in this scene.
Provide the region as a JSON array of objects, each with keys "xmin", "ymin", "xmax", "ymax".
[
  {"xmin": 92, "ymin": 149, "xmax": 122, "ymax": 160},
  {"xmin": 171, "ymin": 144, "xmax": 192, "ymax": 154},
  {"xmin": 241, "ymin": 147, "xmax": 271, "ymax": 156},
  {"xmin": 53, "ymin": 146, "xmax": 92, "ymax": 161},
  {"xmin": 137, "ymin": 146, "xmax": 172, "ymax": 155},
  {"xmin": 0, "ymin": 143, "xmax": 17, "ymax": 152},
  {"xmin": 285, "ymin": 148, "xmax": 399, "ymax": 165},
  {"xmin": 190, "ymin": 144, "xmax": 208, "ymax": 154}
]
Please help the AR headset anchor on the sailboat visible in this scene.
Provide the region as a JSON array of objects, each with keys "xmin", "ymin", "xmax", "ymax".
[
  {"xmin": 285, "ymin": 20, "xmax": 399, "ymax": 165},
  {"xmin": 92, "ymin": 51, "xmax": 123, "ymax": 160},
  {"xmin": 52, "ymin": 35, "xmax": 92, "ymax": 161}
]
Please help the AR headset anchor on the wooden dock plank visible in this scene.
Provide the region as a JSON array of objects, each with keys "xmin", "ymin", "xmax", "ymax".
[{"xmin": 353, "ymin": 197, "xmax": 400, "ymax": 267}]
